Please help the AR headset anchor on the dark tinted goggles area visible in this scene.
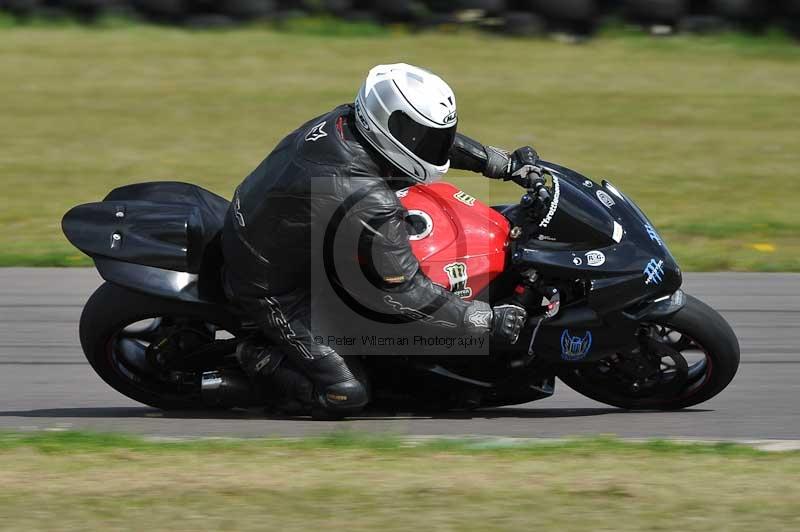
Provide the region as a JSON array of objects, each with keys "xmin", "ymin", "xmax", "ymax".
[{"xmin": 388, "ymin": 111, "xmax": 456, "ymax": 166}]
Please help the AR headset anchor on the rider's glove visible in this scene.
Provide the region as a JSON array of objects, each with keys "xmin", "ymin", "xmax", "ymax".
[
  {"xmin": 509, "ymin": 146, "xmax": 540, "ymax": 177},
  {"xmin": 484, "ymin": 145, "xmax": 540, "ymax": 181},
  {"xmin": 462, "ymin": 301, "xmax": 527, "ymax": 344},
  {"xmin": 491, "ymin": 304, "xmax": 527, "ymax": 344}
]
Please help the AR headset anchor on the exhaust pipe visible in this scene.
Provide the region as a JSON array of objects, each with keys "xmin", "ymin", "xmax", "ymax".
[{"xmin": 201, "ymin": 370, "xmax": 259, "ymax": 408}]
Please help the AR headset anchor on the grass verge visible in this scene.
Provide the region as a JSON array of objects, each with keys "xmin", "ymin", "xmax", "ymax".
[
  {"xmin": 1, "ymin": 25, "xmax": 799, "ymax": 269},
  {"xmin": 0, "ymin": 430, "xmax": 799, "ymax": 530}
]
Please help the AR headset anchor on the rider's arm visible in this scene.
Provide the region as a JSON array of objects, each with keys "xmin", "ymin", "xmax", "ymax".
[
  {"xmin": 450, "ymin": 133, "xmax": 538, "ymax": 180},
  {"xmin": 341, "ymin": 182, "xmax": 494, "ymax": 335},
  {"xmin": 449, "ymin": 133, "xmax": 510, "ymax": 178}
]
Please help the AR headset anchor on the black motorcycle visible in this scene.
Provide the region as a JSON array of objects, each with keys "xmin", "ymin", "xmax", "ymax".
[{"xmin": 62, "ymin": 161, "xmax": 740, "ymax": 413}]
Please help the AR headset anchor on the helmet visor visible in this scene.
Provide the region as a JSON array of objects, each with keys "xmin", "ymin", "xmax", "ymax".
[{"xmin": 388, "ymin": 111, "xmax": 456, "ymax": 166}]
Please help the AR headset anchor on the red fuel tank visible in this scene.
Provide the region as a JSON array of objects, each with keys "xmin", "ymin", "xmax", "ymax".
[{"xmin": 398, "ymin": 182, "xmax": 511, "ymax": 301}]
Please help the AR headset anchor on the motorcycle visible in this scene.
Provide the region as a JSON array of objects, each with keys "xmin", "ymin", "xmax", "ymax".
[{"xmin": 62, "ymin": 161, "xmax": 740, "ymax": 412}]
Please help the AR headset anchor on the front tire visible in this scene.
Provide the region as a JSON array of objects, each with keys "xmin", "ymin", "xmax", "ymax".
[
  {"xmin": 560, "ymin": 294, "xmax": 740, "ymax": 410},
  {"xmin": 79, "ymin": 282, "xmax": 239, "ymax": 410}
]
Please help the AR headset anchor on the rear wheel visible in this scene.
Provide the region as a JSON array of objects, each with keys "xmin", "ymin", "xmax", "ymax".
[
  {"xmin": 559, "ymin": 294, "xmax": 740, "ymax": 410},
  {"xmin": 79, "ymin": 282, "xmax": 241, "ymax": 410}
]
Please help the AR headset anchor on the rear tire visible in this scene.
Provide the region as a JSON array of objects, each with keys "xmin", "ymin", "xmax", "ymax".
[
  {"xmin": 79, "ymin": 282, "xmax": 239, "ymax": 410},
  {"xmin": 560, "ymin": 294, "xmax": 740, "ymax": 410}
]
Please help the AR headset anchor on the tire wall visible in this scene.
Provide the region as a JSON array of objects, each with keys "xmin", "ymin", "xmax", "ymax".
[{"xmin": 1, "ymin": 0, "xmax": 797, "ymax": 37}]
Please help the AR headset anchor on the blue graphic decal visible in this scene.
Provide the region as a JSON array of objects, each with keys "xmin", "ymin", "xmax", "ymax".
[
  {"xmin": 560, "ymin": 329, "xmax": 592, "ymax": 361},
  {"xmin": 643, "ymin": 258, "xmax": 665, "ymax": 285},
  {"xmin": 644, "ymin": 224, "xmax": 662, "ymax": 246}
]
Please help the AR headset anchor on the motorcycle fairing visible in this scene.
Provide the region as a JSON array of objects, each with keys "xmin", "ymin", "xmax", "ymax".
[
  {"xmin": 496, "ymin": 162, "xmax": 684, "ymax": 364},
  {"xmin": 61, "ymin": 182, "xmax": 229, "ymax": 303},
  {"xmin": 62, "ymin": 181, "xmax": 228, "ymax": 273},
  {"xmin": 510, "ymin": 162, "xmax": 682, "ymax": 311}
]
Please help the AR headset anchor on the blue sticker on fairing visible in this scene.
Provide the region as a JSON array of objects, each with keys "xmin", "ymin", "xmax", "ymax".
[
  {"xmin": 560, "ymin": 329, "xmax": 592, "ymax": 361},
  {"xmin": 644, "ymin": 224, "xmax": 662, "ymax": 246},
  {"xmin": 643, "ymin": 258, "xmax": 665, "ymax": 285}
]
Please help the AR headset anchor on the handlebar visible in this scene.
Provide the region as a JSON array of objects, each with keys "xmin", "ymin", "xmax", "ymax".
[
  {"xmin": 511, "ymin": 166, "xmax": 551, "ymax": 207},
  {"xmin": 508, "ymin": 170, "xmax": 534, "ymax": 189}
]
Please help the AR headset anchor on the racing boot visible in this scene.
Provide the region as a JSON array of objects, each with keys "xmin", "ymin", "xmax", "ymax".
[
  {"xmin": 236, "ymin": 341, "xmax": 314, "ymax": 415},
  {"xmin": 262, "ymin": 365, "xmax": 316, "ymax": 415},
  {"xmin": 235, "ymin": 340, "xmax": 284, "ymax": 379},
  {"xmin": 303, "ymin": 354, "xmax": 369, "ymax": 418}
]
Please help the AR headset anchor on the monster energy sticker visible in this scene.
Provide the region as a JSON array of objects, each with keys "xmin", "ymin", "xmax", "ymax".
[{"xmin": 443, "ymin": 262, "xmax": 473, "ymax": 299}]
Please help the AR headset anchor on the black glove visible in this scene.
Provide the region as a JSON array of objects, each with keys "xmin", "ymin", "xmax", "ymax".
[
  {"xmin": 509, "ymin": 146, "xmax": 539, "ymax": 176},
  {"xmin": 491, "ymin": 304, "xmax": 527, "ymax": 344},
  {"xmin": 484, "ymin": 145, "xmax": 540, "ymax": 181},
  {"xmin": 462, "ymin": 301, "xmax": 527, "ymax": 344}
]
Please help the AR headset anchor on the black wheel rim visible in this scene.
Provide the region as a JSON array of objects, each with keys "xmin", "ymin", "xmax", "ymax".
[
  {"xmin": 106, "ymin": 315, "xmax": 238, "ymax": 400},
  {"xmin": 570, "ymin": 323, "xmax": 713, "ymax": 404},
  {"xmin": 650, "ymin": 325, "xmax": 713, "ymax": 398}
]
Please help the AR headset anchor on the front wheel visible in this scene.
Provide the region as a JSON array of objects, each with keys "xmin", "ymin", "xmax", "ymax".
[{"xmin": 559, "ymin": 294, "xmax": 740, "ymax": 410}]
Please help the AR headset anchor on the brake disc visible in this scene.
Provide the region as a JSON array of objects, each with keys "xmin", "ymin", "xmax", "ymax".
[{"xmin": 636, "ymin": 337, "xmax": 690, "ymax": 398}]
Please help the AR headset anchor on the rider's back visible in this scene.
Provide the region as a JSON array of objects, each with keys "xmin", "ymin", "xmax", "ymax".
[{"xmin": 222, "ymin": 104, "xmax": 388, "ymax": 296}]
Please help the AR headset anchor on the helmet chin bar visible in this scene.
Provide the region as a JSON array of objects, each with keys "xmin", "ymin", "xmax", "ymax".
[{"xmin": 393, "ymin": 153, "xmax": 449, "ymax": 184}]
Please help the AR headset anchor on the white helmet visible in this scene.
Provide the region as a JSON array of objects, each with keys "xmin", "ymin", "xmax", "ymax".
[{"xmin": 354, "ymin": 63, "xmax": 457, "ymax": 184}]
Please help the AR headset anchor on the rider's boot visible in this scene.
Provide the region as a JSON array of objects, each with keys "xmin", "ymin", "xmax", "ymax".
[
  {"xmin": 262, "ymin": 365, "xmax": 316, "ymax": 415},
  {"xmin": 303, "ymin": 354, "xmax": 369, "ymax": 417},
  {"xmin": 236, "ymin": 341, "xmax": 313, "ymax": 414},
  {"xmin": 237, "ymin": 341, "xmax": 368, "ymax": 418}
]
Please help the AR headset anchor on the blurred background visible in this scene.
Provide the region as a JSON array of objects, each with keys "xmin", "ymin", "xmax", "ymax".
[
  {"xmin": 2, "ymin": 1, "xmax": 800, "ymax": 36},
  {"xmin": 1, "ymin": 0, "xmax": 798, "ymax": 270},
  {"xmin": 1, "ymin": 8, "xmax": 798, "ymax": 528}
]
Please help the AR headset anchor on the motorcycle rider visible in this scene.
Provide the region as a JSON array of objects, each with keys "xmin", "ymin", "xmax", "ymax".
[{"xmin": 222, "ymin": 63, "xmax": 539, "ymax": 416}]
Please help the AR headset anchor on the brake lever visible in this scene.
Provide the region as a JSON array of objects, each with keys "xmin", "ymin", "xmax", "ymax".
[
  {"xmin": 537, "ymin": 186, "xmax": 551, "ymax": 203},
  {"xmin": 509, "ymin": 163, "xmax": 544, "ymax": 189},
  {"xmin": 519, "ymin": 174, "xmax": 547, "ymax": 206},
  {"xmin": 509, "ymin": 173, "xmax": 531, "ymax": 188}
]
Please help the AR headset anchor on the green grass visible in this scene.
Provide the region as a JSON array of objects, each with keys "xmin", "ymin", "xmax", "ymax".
[
  {"xmin": 1, "ymin": 25, "xmax": 799, "ymax": 269},
  {"xmin": 0, "ymin": 431, "xmax": 798, "ymax": 530},
  {"xmin": 0, "ymin": 430, "xmax": 778, "ymax": 456}
]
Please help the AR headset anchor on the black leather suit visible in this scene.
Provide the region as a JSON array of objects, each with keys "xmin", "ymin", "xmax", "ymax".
[{"xmin": 222, "ymin": 104, "xmax": 507, "ymax": 412}]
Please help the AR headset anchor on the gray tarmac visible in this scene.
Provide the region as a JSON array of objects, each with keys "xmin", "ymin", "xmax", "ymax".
[{"xmin": 0, "ymin": 268, "xmax": 797, "ymax": 439}]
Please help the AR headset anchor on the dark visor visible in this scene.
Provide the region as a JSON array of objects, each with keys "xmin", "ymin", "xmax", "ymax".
[{"xmin": 388, "ymin": 111, "xmax": 456, "ymax": 166}]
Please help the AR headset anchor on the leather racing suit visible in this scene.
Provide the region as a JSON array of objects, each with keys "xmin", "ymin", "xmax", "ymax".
[{"xmin": 221, "ymin": 104, "xmax": 515, "ymax": 413}]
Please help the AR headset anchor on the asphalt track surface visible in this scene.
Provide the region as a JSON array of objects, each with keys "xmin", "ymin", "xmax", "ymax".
[{"xmin": 0, "ymin": 268, "xmax": 798, "ymax": 440}]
